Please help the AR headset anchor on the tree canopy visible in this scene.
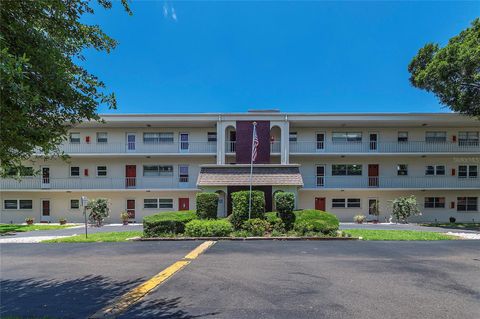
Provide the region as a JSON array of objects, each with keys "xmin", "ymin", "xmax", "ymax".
[
  {"xmin": 408, "ymin": 18, "xmax": 480, "ymax": 117},
  {"xmin": 0, "ymin": 0, "xmax": 131, "ymax": 175}
]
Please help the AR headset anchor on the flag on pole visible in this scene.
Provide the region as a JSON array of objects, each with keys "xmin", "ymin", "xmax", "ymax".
[{"xmin": 251, "ymin": 125, "xmax": 259, "ymax": 162}]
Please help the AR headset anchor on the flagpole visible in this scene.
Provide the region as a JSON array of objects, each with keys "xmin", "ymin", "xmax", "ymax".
[{"xmin": 248, "ymin": 122, "xmax": 257, "ymax": 220}]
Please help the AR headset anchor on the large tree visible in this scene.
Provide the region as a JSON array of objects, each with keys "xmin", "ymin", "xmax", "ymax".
[
  {"xmin": 0, "ymin": 0, "xmax": 131, "ymax": 176},
  {"xmin": 408, "ymin": 18, "xmax": 480, "ymax": 117}
]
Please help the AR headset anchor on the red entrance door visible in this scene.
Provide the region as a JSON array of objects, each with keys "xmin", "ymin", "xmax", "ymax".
[
  {"xmin": 126, "ymin": 200, "xmax": 135, "ymax": 219},
  {"xmin": 315, "ymin": 197, "xmax": 326, "ymax": 211},
  {"xmin": 125, "ymin": 165, "xmax": 136, "ymax": 188},
  {"xmin": 178, "ymin": 198, "xmax": 189, "ymax": 211},
  {"xmin": 368, "ymin": 164, "xmax": 379, "ymax": 187}
]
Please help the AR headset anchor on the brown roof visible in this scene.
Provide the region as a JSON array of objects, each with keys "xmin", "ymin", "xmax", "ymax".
[{"xmin": 197, "ymin": 166, "xmax": 304, "ymax": 186}]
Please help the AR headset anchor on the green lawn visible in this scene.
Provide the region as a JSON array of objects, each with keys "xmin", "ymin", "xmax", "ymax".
[
  {"xmin": 0, "ymin": 224, "xmax": 73, "ymax": 234},
  {"xmin": 344, "ymin": 229, "xmax": 457, "ymax": 241},
  {"xmin": 42, "ymin": 231, "xmax": 142, "ymax": 243},
  {"xmin": 420, "ymin": 223, "xmax": 480, "ymax": 231}
]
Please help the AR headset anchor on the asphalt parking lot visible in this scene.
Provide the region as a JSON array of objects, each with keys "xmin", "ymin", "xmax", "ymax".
[{"xmin": 1, "ymin": 240, "xmax": 479, "ymax": 319}]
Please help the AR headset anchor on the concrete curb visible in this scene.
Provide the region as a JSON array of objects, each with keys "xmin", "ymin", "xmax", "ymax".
[{"xmin": 135, "ymin": 236, "xmax": 359, "ymax": 241}]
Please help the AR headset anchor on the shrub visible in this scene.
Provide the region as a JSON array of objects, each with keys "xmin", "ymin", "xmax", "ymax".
[
  {"xmin": 293, "ymin": 210, "xmax": 339, "ymax": 236},
  {"xmin": 354, "ymin": 214, "xmax": 366, "ymax": 224},
  {"xmin": 274, "ymin": 192, "xmax": 296, "ymax": 230},
  {"xmin": 391, "ymin": 195, "xmax": 421, "ymax": 223},
  {"xmin": 231, "ymin": 190, "xmax": 265, "ymax": 229},
  {"xmin": 143, "ymin": 211, "xmax": 197, "ymax": 237},
  {"xmin": 196, "ymin": 193, "xmax": 219, "ymax": 219},
  {"xmin": 87, "ymin": 198, "xmax": 110, "ymax": 227},
  {"xmin": 265, "ymin": 212, "xmax": 285, "ymax": 233},
  {"xmin": 184, "ymin": 219, "xmax": 233, "ymax": 237},
  {"xmin": 242, "ymin": 218, "xmax": 269, "ymax": 236}
]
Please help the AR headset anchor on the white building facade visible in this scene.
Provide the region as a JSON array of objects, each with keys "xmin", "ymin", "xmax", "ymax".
[{"xmin": 1, "ymin": 111, "xmax": 479, "ymax": 223}]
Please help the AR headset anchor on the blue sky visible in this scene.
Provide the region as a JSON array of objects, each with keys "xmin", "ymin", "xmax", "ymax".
[{"xmin": 82, "ymin": 1, "xmax": 479, "ymax": 114}]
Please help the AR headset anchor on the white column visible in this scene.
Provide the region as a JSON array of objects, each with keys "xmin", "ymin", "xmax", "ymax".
[
  {"xmin": 281, "ymin": 119, "xmax": 290, "ymax": 164},
  {"xmin": 216, "ymin": 117, "xmax": 224, "ymax": 164}
]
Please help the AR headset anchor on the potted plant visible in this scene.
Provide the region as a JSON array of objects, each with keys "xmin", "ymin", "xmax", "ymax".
[
  {"xmin": 120, "ymin": 212, "xmax": 129, "ymax": 225},
  {"xmin": 59, "ymin": 218, "xmax": 67, "ymax": 225},
  {"xmin": 25, "ymin": 217, "xmax": 34, "ymax": 225},
  {"xmin": 354, "ymin": 214, "xmax": 366, "ymax": 224}
]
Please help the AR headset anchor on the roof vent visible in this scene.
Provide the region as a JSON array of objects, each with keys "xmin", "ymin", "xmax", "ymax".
[{"xmin": 248, "ymin": 109, "xmax": 280, "ymax": 113}]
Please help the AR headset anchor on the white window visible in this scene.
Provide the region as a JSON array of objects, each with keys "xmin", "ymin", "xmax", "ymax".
[
  {"xmin": 179, "ymin": 165, "xmax": 189, "ymax": 183},
  {"xmin": 96, "ymin": 132, "xmax": 108, "ymax": 143},
  {"xmin": 70, "ymin": 166, "xmax": 80, "ymax": 177},
  {"xmin": 459, "ymin": 131, "xmax": 479, "ymax": 146},
  {"xmin": 457, "ymin": 197, "xmax": 478, "ymax": 212},
  {"xmin": 332, "ymin": 198, "xmax": 346, "ymax": 208},
  {"xmin": 316, "ymin": 165, "xmax": 325, "ymax": 187},
  {"xmin": 347, "ymin": 198, "xmax": 361, "ymax": 208},
  {"xmin": 143, "ymin": 132, "xmax": 174, "ymax": 143},
  {"xmin": 332, "ymin": 198, "xmax": 360, "ymax": 208},
  {"xmin": 69, "ymin": 132, "xmax": 80, "ymax": 143},
  {"xmin": 207, "ymin": 132, "xmax": 217, "ymax": 142},
  {"xmin": 332, "ymin": 164, "xmax": 362, "ymax": 176},
  {"xmin": 332, "ymin": 132, "xmax": 362, "ymax": 142},
  {"xmin": 426, "ymin": 131, "xmax": 446, "ymax": 143},
  {"xmin": 144, "ymin": 199, "xmax": 158, "ymax": 209},
  {"xmin": 97, "ymin": 166, "xmax": 107, "ymax": 177},
  {"xmin": 159, "ymin": 199, "xmax": 173, "ymax": 209},
  {"xmin": 70, "ymin": 199, "xmax": 80, "ymax": 209},
  {"xmin": 425, "ymin": 165, "xmax": 445, "ymax": 176},
  {"xmin": 6, "ymin": 167, "xmax": 33, "ymax": 177},
  {"xmin": 143, "ymin": 165, "xmax": 174, "ymax": 177},
  {"xmin": 4, "ymin": 199, "xmax": 32, "ymax": 210},
  {"xmin": 459, "ymin": 165, "xmax": 478, "ymax": 178},
  {"xmin": 397, "ymin": 164, "xmax": 408, "ymax": 176},
  {"xmin": 424, "ymin": 197, "xmax": 445, "ymax": 209},
  {"xmin": 398, "ymin": 131, "xmax": 408, "ymax": 142}
]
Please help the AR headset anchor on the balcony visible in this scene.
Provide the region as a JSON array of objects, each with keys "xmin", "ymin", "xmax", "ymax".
[
  {"xmin": 224, "ymin": 141, "xmax": 281, "ymax": 154},
  {"xmin": 43, "ymin": 141, "xmax": 217, "ymax": 155},
  {"xmin": 289, "ymin": 141, "xmax": 480, "ymax": 154},
  {"xmin": 0, "ymin": 177, "xmax": 197, "ymax": 190},
  {"xmin": 303, "ymin": 176, "xmax": 480, "ymax": 189}
]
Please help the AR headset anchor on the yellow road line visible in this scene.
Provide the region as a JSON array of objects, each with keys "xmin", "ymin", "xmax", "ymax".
[{"xmin": 89, "ymin": 240, "xmax": 216, "ymax": 319}]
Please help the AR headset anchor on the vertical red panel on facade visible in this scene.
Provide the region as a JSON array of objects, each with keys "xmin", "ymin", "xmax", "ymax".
[
  {"xmin": 235, "ymin": 121, "xmax": 271, "ymax": 164},
  {"xmin": 125, "ymin": 165, "xmax": 136, "ymax": 188},
  {"xmin": 126, "ymin": 199, "xmax": 135, "ymax": 219},
  {"xmin": 178, "ymin": 198, "xmax": 190, "ymax": 211},
  {"xmin": 315, "ymin": 197, "xmax": 326, "ymax": 211}
]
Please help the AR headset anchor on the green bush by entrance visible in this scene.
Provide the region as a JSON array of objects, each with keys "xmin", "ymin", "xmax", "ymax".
[
  {"xmin": 293, "ymin": 210, "xmax": 339, "ymax": 236},
  {"xmin": 196, "ymin": 193, "xmax": 219, "ymax": 219},
  {"xmin": 184, "ymin": 219, "xmax": 233, "ymax": 237},
  {"xmin": 230, "ymin": 190, "xmax": 266, "ymax": 229},
  {"xmin": 274, "ymin": 192, "xmax": 296, "ymax": 230},
  {"xmin": 143, "ymin": 210, "xmax": 197, "ymax": 237}
]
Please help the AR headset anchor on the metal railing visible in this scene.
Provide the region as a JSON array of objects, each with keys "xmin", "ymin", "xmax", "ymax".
[
  {"xmin": 225, "ymin": 141, "xmax": 236, "ymax": 153},
  {"xmin": 0, "ymin": 177, "xmax": 197, "ymax": 190},
  {"xmin": 303, "ymin": 176, "xmax": 480, "ymax": 189},
  {"xmin": 290, "ymin": 141, "xmax": 480, "ymax": 154},
  {"xmin": 270, "ymin": 141, "xmax": 281, "ymax": 153},
  {"xmin": 39, "ymin": 141, "xmax": 217, "ymax": 154}
]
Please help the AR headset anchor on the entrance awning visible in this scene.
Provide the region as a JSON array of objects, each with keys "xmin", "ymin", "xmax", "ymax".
[{"xmin": 196, "ymin": 164, "xmax": 304, "ymax": 187}]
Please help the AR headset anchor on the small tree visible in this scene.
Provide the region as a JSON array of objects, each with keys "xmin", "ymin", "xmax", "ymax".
[
  {"xmin": 196, "ymin": 193, "xmax": 219, "ymax": 219},
  {"xmin": 391, "ymin": 196, "xmax": 421, "ymax": 224},
  {"xmin": 231, "ymin": 190, "xmax": 265, "ymax": 229},
  {"xmin": 87, "ymin": 198, "xmax": 110, "ymax": 227},
  {"xmin": 274, "ymin": 192, "xmax": 296, "ymax": 230}
]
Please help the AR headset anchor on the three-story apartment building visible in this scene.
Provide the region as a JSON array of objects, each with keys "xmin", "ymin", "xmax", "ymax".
[{"xmin": 1, "ymin": 111, "xmax": 479, "ymax": 223}]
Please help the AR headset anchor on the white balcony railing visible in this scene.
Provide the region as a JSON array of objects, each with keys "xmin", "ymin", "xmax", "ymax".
[
  {"xmin": 290, "ymin": 141, "xmax": 480, "ymax": 154},
  {"xmin": 43, "ymin": 141, "xmax": 217, "ymax": 154},
  {"xmin": 0, "ymin": 177, "xmax": 197, "ymax": 190},
  {"xmin": 303, "ymin": 176, "xmax": 480, "ymax": 189},
  {"xmin": 270, "ymin": 141, "xmax": 281, "ymax": 153},
  {"xmin": 225, "ymin": 141, "xmax": 236, "ymax": 153}
]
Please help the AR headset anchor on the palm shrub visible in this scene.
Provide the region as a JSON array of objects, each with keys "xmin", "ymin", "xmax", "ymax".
[
  {"xmin": 274, "ymin": 192, "xmax": 296, "ymax": 230},
  {"xmin": 87, "ymin": 198, "xmax": 110, "ymax": 227},
  {"xmin": 391, "ymin": 195, "xmax": 421, "ymax": 223},
  {"xmin": 231, "ymin": 190, "xmax": 265, "ymax": 229},
  {"xmin": 196, "ymin": 193, "xmax": 219, "ymax": 219}
]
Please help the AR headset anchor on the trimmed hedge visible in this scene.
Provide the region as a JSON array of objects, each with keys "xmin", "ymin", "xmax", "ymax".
[
  {"xmin": 242, "ymin": 218, "xmax": 269, "ymax": 236},
  {"xmin": 143, "ymin": 211, "xmax": 197, "ymax": 237},
  {"xmin": 231, "ymin": 190, "xmax": 266, "ymax": 229},
  {"xmin": 293, "ymin": 210, "xmax": 339, "ymax": 236},
  {"xmin": 274, "ymin": 192, "xmax": 296, "ymax": 230},
  {"xmin": 184, "ymin": 219, "xmax": 233, "ymax": 237},
  {"xmin": 196, "ymin": 193, "xmax": 219, "ymax": 219}
]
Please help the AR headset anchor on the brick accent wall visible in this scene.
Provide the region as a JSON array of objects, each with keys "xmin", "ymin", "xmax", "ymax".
[{"xmin": 235, "ymin": 120, "xmax": 270, "ymax": 164}]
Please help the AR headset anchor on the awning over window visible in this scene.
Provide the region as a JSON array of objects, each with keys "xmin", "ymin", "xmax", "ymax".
[{"xmin": 197, "ymin": 165, "xmax": 304, "ymax": 187}]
